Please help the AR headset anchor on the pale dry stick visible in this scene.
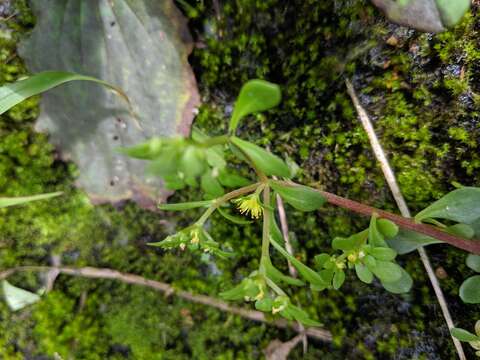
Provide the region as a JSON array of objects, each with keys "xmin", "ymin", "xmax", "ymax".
[
  {"xmin": 273, "ymin": 176, "xmax": 307, "ymax": 353},
  {"xmin": 345, "ymin": 79, "xmax": 466, "ymax": 360},
  {"xmin": 0, "ymin": 265, "xmax": 332, "ymax": 342}
]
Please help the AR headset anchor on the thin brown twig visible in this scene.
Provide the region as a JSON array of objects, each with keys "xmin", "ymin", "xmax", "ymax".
[{"xmin": 0, "ymin": 265, "xmax": 332, "ymax": 342}]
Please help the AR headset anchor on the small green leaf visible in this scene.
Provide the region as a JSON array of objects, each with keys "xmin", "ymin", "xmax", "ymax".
[
  {"xmin": 447, "ymin": 223, "xmax": 475, "ymax": 239},
  {"xmin": 118, "ymin": 138, "xmax": 164, "ymax": 159},
  {"xmin": 371, "ymin": 260, "xmax": 403, "ymax": 283},
  {"xmin": 466, "ymin": 254, "xmax": 480, "ymax": 273},
  {"xmin": 220, "ymin": 282, "xmax": 247, "ymax": 301},
  {"xmin": 158, "ymin": 200, "xmax": 212, "ymax": 211},
  {"xmin": 386, "ymin": 229, "xmax": 442, "ymax": 255},
  {"xmin": 230, "ymin": 137, "xmax": 291, "ymax": 178},
  {"xmin": 368, "ymin": 215, "xmax": 388, "ymax": 247},
  {"xmin": 381, "ymin": 268, "xmax": 413, "ymax": 294},
  {"xmin": 2, "ymin": 280, "xmax": 41, "ymax": 311},
  {"xmin": 270, "ymin": 181, "xmax": 325, "ymax": 212},
  {"xmin": 270, "ymin": 238, "xmax": 327, "ymax": 288},
  {"xmin": 460, "ymin": 275, "xmax": 480, "ymax": 304},
  {"xmin": 255, "ymin": 298, "xmax": 273, "ymax": 312},
  {"xmin": 0, "ymin": 71, "xmax": 129, "ymax": 115},
  {"xmin": 286, "ymin": 304, "xmax": 322, "ymax": 327},
  {"xmin": 229, "ymin": 79, "xmax": 281, "ymax": 133},
  {"xmin": 415, "ymin": 187, "xmax": 480, "ymax": 224},
  {"xmin": 217, "ymin": 170, "xmax": 251, "ymax": 188},
  {"xmin": 332, "ymin": 237, "xmax": 357, "ymax": 251},
  {"xmin": 201, "ymin": 172, "xmax": 224, "ymax": 199},
  {"xmin": 333, "ymin": 270, "xmax": 346, "ymax": 290},
  {"xmin": 314, "ymin": 253, "xmax": 331, "ymax": 269},
  {"xmin": 370, "ymin": 247, "xmax": 397, "ymax": 261},
  {"xmin": 355, "ymin": 264, "xmax": 373, "ymax": 284},
  {"xmin": 217, "ymin": 207, "xmax": 253, "ymax": 225},
  {"xmin": 377, "ymin": 219, "xmax": 399, "ymax": 238},
  {"xmin": 0, "ymin": 192, "xmax": 62, "ymax": 209},
  {"xmin": 450, "ymin": 328, "xmax": 479, "ymax": 342},
  {"xmin": 264, "ymin": 259, "xmax": 304, "ymax": 286}
]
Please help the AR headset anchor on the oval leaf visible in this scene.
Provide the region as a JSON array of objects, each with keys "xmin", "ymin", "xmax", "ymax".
[
  {"xmin": 466, "ymin": 254, "xmax": 480, "ymax": 273},
  {"xmin": 436, "ymin": 0, "xmax": 470, "ymax": 28},
  {"xmin": 377, "ymin": 219, "xmax": 399, "ymax": 239},
  {"xmin": 450, "ymin": 328, "xmax": 479, "ymax": 342},
  {"xmin": 355, "ymin": 264, "xmax": 373, "ymax": 284},
  {"xmin": 370, "ymin": 247, "xmax": 397, "ymax": 261},
  {"xmin": 270, "ymin": 181, "xmax": 325, "ymax": 212},
  {"xmin": 371, "ymin": 260, "xmax": 403, "ymax": 283},
  {"xmin": 381, "ymin": 268, "xmax": 413, "ymax": 294},
  {"xmin": 460, "ymin": 275, "xmax": 480, "ymax": 304},
  {"xmin": 229, "ymin": 80, "xmax": 281, "ymax": 133},
  {"xmin": 230, "ymin": 137, "xmax": 291, "ymax": 178}
]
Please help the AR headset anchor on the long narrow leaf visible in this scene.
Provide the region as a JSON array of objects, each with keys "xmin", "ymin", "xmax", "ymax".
[
  {"xmin": 158, "ymin": 200, "xmax": 213, "ymax": 211},
  {"xmin": 0, "ymin": 192, "xmax": 62, "ymax": 209},
  {"xmin": 0, "ymin": 71, "xmax": 130, "ymax": 115}
]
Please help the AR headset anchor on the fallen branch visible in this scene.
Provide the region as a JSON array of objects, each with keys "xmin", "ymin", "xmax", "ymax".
[{"xmin": 0, "ymin": 265, "xmax": 332, "ymax": 342}]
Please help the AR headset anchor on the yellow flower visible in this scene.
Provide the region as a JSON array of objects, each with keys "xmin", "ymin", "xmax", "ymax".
[
  {"xmin": 233, "ymin": 194, "xmax": 262, "ymax": 219},
  {"xmin": 190, "ymin": 229, "xmax": 200, "ymax": 244}
]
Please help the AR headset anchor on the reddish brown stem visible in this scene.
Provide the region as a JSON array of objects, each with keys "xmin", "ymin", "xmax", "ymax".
[{"xmin": 281, "ymin": 181, "xmax": 480, "ymax": 254}]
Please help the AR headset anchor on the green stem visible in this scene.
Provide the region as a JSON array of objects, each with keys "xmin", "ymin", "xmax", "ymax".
[
  {"xmin": 195, "ymin": 183, "xmax": 261, "ymax": 226},
  {"xmin": 196, "ymin": 135, "xmax": 230, "ymax": 147},
  {"xmin": 260, "ymin": 186, "xmax": 271, "ymax": 274}
]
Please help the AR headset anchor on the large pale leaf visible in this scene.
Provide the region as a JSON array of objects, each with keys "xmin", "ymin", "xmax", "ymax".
[{"xmin": 19, "ymin": 0, "xmax": 199, "ymax": 208}]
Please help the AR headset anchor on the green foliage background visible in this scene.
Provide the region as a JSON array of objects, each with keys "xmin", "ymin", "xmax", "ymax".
[{"xmin": 0, "ymin": 0, "xmax": 479, "ymax": 358}]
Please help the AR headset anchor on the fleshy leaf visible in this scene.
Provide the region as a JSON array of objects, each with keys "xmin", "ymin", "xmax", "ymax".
[
  {"xmin": 229, "ymin": 80, "xmax": 281, "ymax": 133},
  {"xmin": 415, "ymin": 187, "xmax": 480, "ymax": 224},
  {"xmin": 466, "ymin": 254, "xmax": 480, "ymax": 273},
  {"xmin": 370, "ymin": 260, "xmax": 403, "ymax": 283},
  {"xmin": 460, "ymin": 275, "xmax": 480, "ymax": 304},
  {"xmin": 270, "ymin": 181, "xmax": 325, "ymax": 212},
  {"xmin": 387, "ymin": 229, "xmax": 442, "ymax": 255},
  {"xmin": 355, "ymin": 264, "xmax": 373, "ymax": 284},
  {"xmin": 381, "ymin": 268, "xmax": 413, "ymax": 294},
  {"xmin": 19, "ymin": 0, "xmax": 200, "ymax": 208},
  {"xmin": 230, "ymin": 137, "xmax": 291, "ymax": 178},
  {"xmin": 450, "ymin": 328, "xmax": 479, "ymax": 342},
  {"xmin": 0, "ymin": 192, "xmax": 62, "ymax": 209}
]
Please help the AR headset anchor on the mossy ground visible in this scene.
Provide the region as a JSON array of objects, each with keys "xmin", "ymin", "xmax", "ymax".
[{"xmin": 0, "ymin": 0, "xmax": 479, "ymax": 359}]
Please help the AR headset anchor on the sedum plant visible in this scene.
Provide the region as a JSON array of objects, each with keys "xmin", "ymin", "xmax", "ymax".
[{"xmin": 121, "ymin": 79, "xmax": 480, "ymax": 326}]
